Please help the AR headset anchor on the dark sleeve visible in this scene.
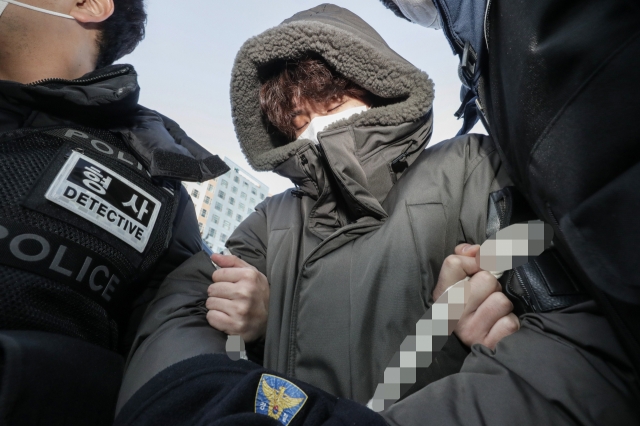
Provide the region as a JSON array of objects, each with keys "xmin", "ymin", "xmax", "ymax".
[
  {"xmin": 116, "ymin": 251, "xmax": 228, "ymax": 415},
  {"xmin": 116, "ymin": 354, "xmax": 390, "ymax": 426},
  {"xmin": 119, "ymin": 186, "xmax": 203, "ymax": 353},
  {"xmin": 226, "ymin": 200, "xmax": 269, "ymax": 275},
  {"xmin": 225, "ymin": 200, "xmax": 270, "ymax": 364},
  {"xmin": 379, "ymin": 305, "xmax": 639, "ymax": 426},
  {"xmin": 398, "ymin": 333, "xmax": 470, "ymax": 402}
]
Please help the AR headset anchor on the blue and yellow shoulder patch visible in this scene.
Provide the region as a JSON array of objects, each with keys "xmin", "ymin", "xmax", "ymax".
[{"xmin": 255, "ymin": 374, "xmax": 308, "ymax": 425}]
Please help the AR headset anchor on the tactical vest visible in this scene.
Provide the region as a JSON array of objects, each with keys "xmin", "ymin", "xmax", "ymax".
[{"xmin": 0, "ymin": 126, "xmax": 181, "ymax": 350}]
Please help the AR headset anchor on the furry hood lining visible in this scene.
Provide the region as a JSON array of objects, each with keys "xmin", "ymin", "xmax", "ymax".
[{"xmin": 230, "ymin": 5, "xmax": 434, "ymax": 172}]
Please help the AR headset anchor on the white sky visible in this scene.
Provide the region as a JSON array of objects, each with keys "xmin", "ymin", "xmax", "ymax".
[{"xmin": 119, "ymin": 0, "xmax": 485, "ymax": 195}]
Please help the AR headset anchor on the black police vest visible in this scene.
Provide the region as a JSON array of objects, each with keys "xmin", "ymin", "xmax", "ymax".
[{"xmin": 0, "ymin": 126, "xmax": 180, "ymax": 350}]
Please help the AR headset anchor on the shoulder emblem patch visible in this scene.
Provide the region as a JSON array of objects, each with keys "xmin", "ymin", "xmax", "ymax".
[{"xmin": 255, "ymin": 374, "xmax": 307, "ymax": 425}]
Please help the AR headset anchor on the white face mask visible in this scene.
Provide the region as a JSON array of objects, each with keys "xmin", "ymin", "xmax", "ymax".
[
  {"xmin": 392, "ymin": 0, "xmax": 441, "ymax": 29},
  {"xmin": 296, "ymin": 105, "xmax": 368, "ymax": 144},
  {"xmin": 0, "ymin": 0, "xmax": 74, "ymax": 19}
]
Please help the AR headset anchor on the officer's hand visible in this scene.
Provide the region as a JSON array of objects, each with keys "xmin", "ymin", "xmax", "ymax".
[
  {"xmin": 454, "ymin": 268, "xmax": 520, "ymax": 350},
  {"xmin": 206, "ymin": 253, "xmax": 269, "ymax": 343},
  {"xmin": 434, "ymin": 244, "xmax": 520, "ymax": 350}
]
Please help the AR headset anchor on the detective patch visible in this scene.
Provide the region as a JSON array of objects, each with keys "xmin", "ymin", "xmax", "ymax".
[{"xmin": 45, "ymin": 151, "xmax": 161, "ymax": 253}]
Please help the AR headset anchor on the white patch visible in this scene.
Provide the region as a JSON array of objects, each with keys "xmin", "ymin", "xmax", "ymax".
[{"xmin": 45, "ymin": 151, "xmax": 161, "ymax": 253}]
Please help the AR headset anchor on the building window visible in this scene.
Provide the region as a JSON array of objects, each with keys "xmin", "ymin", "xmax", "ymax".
[
  {"xmin": 214, "ymin": 202, "xmax": 222, "ymax": 211},
  {"xmin": 233, "ymin": 176, "xmax": 239, "ymax": 183},
  {"xmin": 260, "ymin": 193, "xmax": 265, "ymax": 200},
  {"xmin": 243, "ymin": 182, "xmax": 249, "ymax": 189},
  {"xmin": 239, "ymin": 203, "xmax": 245, "ymax": 210},
  {"xmin": 251, "ymin": 188, "xmax": 257, "ymax": 195},
  {"xmin": 220, "ymin": 234, "xmax": 227, "ymax": 242},
  {"xmin": 240, "ymin": 192, "xmax": 247, "ymax": 200},
  {"xmin": 247, "ymin": 208, "xmax": 252, "ymax": 215},
  {"xmin": 212, "ymin": 214, "xmax": 220, "ymax": 224},
  {"xmin": 229, "ymin": 197, "xmax": 235, "ymax": 206},
  {"xmin": 207, "ymin": 184, "xmax": 214, "ymax": 192},
  {"xmin": 198, "ymin": 223, "xmax": 203, "ymax": 232},
  {"xmin": 218, "ymin": 191, "xmax": 226, "ymax": 200},
  {"xmin": 250, "ymin": 198, "xmax": 255, "ymax": 204},
  {"xmin": 191, "ymin": 189, "xmax": 199, "ymax": 198},
  {"xmin": 208, "ymin": 228, "xmax": 216, "ymax": 238},
  {"xmin": 204, "ymin": 196, "xmax": 211, "ymax": 204},
  {"xmin": 232, "ymin": 186, "xmax": 238, "ymax": 194},
  {"xmin": 200, "ymin": 209, "xmax": 207, "ymax": 217},
  {"xmin": 223, "ymin": 220, "xmax": 231, "ymax": 230},
  {"xmin": 236, "ymin": 214, "xmax": 243, "ymax": 222},
  {"xmin": 221, "ymin": 179, "xmax": 228, "ymax": 188},
  {"xmin": 226, "ymin": 208, "xmax": 233, "ymax": 217}
]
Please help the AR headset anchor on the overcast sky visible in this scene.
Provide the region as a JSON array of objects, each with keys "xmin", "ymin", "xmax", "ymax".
[{"xmin": 119, "ymin": 0, "xmax": 485, "ymax": 194}]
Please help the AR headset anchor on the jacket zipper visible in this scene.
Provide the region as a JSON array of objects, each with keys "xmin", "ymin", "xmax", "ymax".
[
  {"xmin": 26, "ymin": 66, "xmax": 131, "ymax": 87},
  {"xmin": 286, "ymin": 219, "xmax": 378, "ymax": 377},
  {"xmin": 513, "ymin": 269, "xmax": 533, "ymax": 309}
]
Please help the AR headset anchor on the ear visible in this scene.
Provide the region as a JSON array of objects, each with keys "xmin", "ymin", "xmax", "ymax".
[{"xmin": 70, "ymin": 0, "xmax": 114, "ymax": 24}]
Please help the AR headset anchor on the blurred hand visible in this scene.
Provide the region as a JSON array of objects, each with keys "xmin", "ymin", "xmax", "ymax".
[
  {"xmin": 434, "ymin": 244, "xmax": 520, "ymax": 350},
  {"xmin": 206, "ymin": 253, "xmax": 269, "ymax": 342}
]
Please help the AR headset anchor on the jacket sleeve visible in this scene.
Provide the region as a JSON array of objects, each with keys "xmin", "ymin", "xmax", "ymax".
[
  {"xmin": 379, "ymin": 303, "xmax": 638, "ymax": 426},
  {"xmin": 458, "ymin": 135, "xmax": 512, "ymax": 245},
  {"xmin": 119, "ymin": 185, "xmax": 203, "ymax": 354},
  {"xmin": 116, "ymin": 250, "xmax": 228, "ymax": 415},
  {"xmin": 225, "ymin": 200, "xmax": 270, "ymax": 363},
  {"xmin": 225, "ymin": 200, "xmax": 269, "ymax": 276}
]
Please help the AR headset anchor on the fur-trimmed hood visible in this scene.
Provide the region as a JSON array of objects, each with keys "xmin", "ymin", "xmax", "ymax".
[{"xmin": 231, "ymin": 3, "xmax": 434, "ymax": 172}]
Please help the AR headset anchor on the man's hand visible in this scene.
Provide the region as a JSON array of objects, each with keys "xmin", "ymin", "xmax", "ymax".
[
  {"xmin": 433, "ymin": 244, "xmax": 482, "ymax": 301},
  {"xmin": 206, "ymin": 253, "xmax": 269, "ymax": 343},
  {"xmin": 434, "ymin": 244, "xmax": 520, "ymax": 350}
]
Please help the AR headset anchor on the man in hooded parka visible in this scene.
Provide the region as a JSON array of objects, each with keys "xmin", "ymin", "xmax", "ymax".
[
  {"xmin": 115, "ymin": 2, "xmax": 640, "ymax": 425},
  {"xmin": 222, "ymin": 3, "xmax": 517, "ymax": 403},
  {"xmin": 118, "ymin": 3, "xmax": 515, "ymax": 407}
]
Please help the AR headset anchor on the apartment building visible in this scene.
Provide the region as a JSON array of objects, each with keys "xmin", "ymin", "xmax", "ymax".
[{"xmin": 182, "ymin": 157, "xmax": 269, "ymax": 253}]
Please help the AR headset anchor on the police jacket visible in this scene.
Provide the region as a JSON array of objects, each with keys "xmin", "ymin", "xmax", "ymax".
[
  {"xmin": 0, "ymin": 64, "xmax": 228, "ymax": 353},
  {"xmin": 225, "ymin": 4, "xmax": 512, "ymax": 402}
]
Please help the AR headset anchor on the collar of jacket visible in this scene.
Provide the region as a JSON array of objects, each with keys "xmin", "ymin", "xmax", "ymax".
[
  {"xmin": 0, "ymin": 64, "xmax": 228, "ymax": 182},
  {"xmin": 274, "ymin": 114, "xmax": 432, "ymax": 239}
]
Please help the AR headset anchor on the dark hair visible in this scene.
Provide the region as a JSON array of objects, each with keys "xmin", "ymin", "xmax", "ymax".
[
  {"xmin": 259, "ymin": 56, "xmax": 372, "ymax": 140},
  {"xmin": 379, "ymin": 0, "xmax": 410, "ymax": 21},
  {"xmin": 95, "ymin": 0, "xmax": 147, "ymax": 69}
]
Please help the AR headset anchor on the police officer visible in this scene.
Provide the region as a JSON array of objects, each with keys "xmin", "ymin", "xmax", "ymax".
[
  {"xmin": 377, "ymin": 0, "xmax": 640, "ymax": 425},
  {"xmin": 0, "ymin": 1, "xmax": 228, "ymax": 425}
]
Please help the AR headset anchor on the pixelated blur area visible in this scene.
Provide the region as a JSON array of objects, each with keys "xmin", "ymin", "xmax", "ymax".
[
  {"xmin": 480, "ymin": 220, "xmax": 554, "ymax": 272},
  {"xmin": 367, "ymin": 278, "xmax": 472, "ymax": 412},
  {"xmin": 226, "ymin": 335, "xmax": 248, "ymax": 361},
  {"xmin": 369, "ymin": 220, "xmax": 554, "ymax": 412}
]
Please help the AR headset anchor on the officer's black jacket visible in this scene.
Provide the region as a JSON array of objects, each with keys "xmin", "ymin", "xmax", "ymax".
[{"xmin": 0, "ymin": 64, "xmax": 228, "ymax": 353}]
